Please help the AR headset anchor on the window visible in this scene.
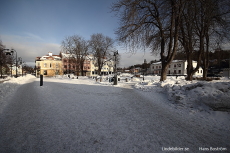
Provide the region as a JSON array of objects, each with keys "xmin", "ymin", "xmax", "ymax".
[
  {"xmin": 50, "ymin": 63, "xmax": 52, "ymax": 68},
  {"xmin": 64, "ymin": 65, "xmax": 67, "ymax": 68},
  {"xmin": 174, "ymin": 64, "xmax": 176, "ymax": 68},
  {"xmin": 44, "ymin": 63, "xmax": 47, "ymax": 67},
  {"xmin": 56, "ymin": 63, "xmax": 59, "ymax": 68},
  {"xmin": 152, "ymin": 66, "xmax": 154, "ymax": 69},
  {"xmin": 156, "ymin": 66, "xmax": 158, "ymax": 69},
  {"xmin": 168, "ymin": 70, "xmax": 170, "ymax": 74},
  {"xmin": 174, "ymin": 70, "xmax": 176, "ymax": 74},
  {"xmin": 169, "ymin": 65, "xmax": 171, "ymax": 68},
  {"xmin": 197, "ymin": 70, "xmax": 199, "ymax": 73},
  {"xmin": 43, "ymin": 70, "xmax": 47, "ymax": 75},
  {"xmin": 178, "ymin": 70, "xmax": 181, "ymax": 74},
  {"xmin": 200, "ymin": 70, "xmax": 202, "ymax": 73},
  {"xmin": 159, "ymin": 66, "xmax": 161, "ymax": 68}
]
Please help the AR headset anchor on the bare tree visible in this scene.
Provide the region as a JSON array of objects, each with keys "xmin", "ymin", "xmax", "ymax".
[
  {"xmin": 179, "ymin": 0, "xmax": 201, "ymax": 81},
  {"xmin": 61, "ymin": 35, "xmax": 89, "ymax": 76},
  {"xmin": 89, "ymin": 33, "xmax": 115, "ymax": 75},
  {"xmin": 0, "ymin": 40, "xmax": 6, "ymax": 78},
  {"xmin": 72, "ymin": 35, "xmax": 89, "ymax": 76},
  {"xmin": 201, "ymin": 0, "xmax": 230, "ymax": 79},
  {"xmin": 112, "ymin": 0, "xmax": 184, "ymax": 81},
  {"xmin": 179, "ymin": 0, "xmax": 230, "ymax": 80}
]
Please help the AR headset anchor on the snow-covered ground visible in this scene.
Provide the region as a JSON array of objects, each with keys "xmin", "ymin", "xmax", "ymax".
[
  {"xmin": 1, "ymin": 74, "xmax": 230, "ymax": 116},
  {"xmin": 0, "ymin": 74, "xmax": 229, "ymax": 152}
]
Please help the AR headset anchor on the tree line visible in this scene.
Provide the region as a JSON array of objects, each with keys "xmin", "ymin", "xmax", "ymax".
[
  {"xmin": 0, "ymin": 40, "xmax": 34, "ymax": 78},
  {"xmin": 0, "ymin": 40, "xmax": 14, "ymax": 78},
  {"xmin": 112, "ymin": 0, "xmax": 230, "ymax": 81},
  {"xmin": 61, "ymin": 33, "xmax": 119, "ymax": 76}
]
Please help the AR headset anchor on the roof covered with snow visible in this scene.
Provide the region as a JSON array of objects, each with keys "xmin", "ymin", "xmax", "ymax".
[{"xmin": 36, "ymin": 52, "xmax": 61, "ymax": 61}]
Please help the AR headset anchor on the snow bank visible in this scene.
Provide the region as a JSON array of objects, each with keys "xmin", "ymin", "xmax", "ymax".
[
  {"xmin": 6, "ymin": 74, "xmax": 36, "ymax": 84},
  {"xmin": 0, "ymin": 75, "xmax": 36, "ymax": 110},
  {"xmin": 134, "ymin": 76, "xmax": 230, "ymax": 113}
]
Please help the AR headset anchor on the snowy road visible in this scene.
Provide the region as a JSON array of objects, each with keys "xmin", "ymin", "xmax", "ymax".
[{"xmin": 0, "ymin": 78, "xmax": 229, "ymax": 152}]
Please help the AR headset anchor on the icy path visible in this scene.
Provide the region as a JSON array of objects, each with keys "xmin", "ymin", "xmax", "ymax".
[{"xmin": 0, "ymin": 78, "xmax": 229, "ymax": 152}]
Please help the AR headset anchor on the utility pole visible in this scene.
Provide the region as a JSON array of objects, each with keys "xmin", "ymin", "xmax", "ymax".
[{"xmin": 11, "ymin": 49, "xmax": 18, "ymax": 78}]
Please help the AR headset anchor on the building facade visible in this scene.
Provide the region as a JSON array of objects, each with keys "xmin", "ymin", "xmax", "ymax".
[
  {"xmin": 150, "ymin": 60, "xmax": 203, "ymax": 76},
  {"xmin": 35, "ymin": 52, "xmax": 63, "ymax": 77},
  {"xmin": 36, "ymin": 52, "xmax": 115, "ymax": 77},
  {"xmin": 11, "ymin": 65, "xmax": 22, "ymax": 76},
  {"xmin": 90, "ymin": 58, "xmax": 114, "ymax": 76},
  {"xmin": 60, "ymin": 52, "xmax": 93, "ymax": 76},
  {"xmin": 60, "ymin": 52, "xmax": 78, "ymax": 75}
]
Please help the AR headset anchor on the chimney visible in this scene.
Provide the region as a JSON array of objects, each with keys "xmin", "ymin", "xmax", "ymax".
[{"xmin": 48, "ymin": 52, "xmax": 52, "ymax": 56}]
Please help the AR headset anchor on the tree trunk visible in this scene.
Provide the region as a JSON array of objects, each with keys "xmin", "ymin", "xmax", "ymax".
[
  {"xmin": 186, "ymin": 56, "xmax": 193, "ymax": 81},
  {"xmin": 80, "ymin": 65, "xmax": 84, "ymax": 76},
  {"xmin": 0, "ymin": 66, "xmax": 2, "ymax": 78},
  {"xmin": 160, "ymin": 62, "xmax": 168, "ymax": 81},
  {"xmin": 203, "ymin": 34, "xmax": 210, "ymax": 80}
]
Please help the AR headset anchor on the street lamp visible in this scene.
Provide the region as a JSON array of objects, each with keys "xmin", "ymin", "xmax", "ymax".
[
  {"xmin": 22, "ymin": 61, "xmax": 26, "ymax": 76},
  {"xmin": 18, "ymin": 57, "xmax": 23, "ymax": 77},
  {"xmin": 113, "ymin": 50, "xmax": 119, "ymax": 85}
]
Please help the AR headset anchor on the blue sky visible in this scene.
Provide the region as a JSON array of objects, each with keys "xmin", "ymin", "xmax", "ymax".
[{"xmin": 0, "ymin": 0, "xmax": 156, "ymax": 67}]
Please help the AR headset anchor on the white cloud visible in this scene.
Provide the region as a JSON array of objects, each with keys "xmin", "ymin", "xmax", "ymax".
[
  {"xmin": 1, "ymin": 34, "xmax": 160, "ymax": 68},
  {"xmin": 23, "ymin": 32, "xmax": 44, "ymax": 41},
  {"xmin": 1, "ymin": 34, "xmax": 61, "ymax": 66}
]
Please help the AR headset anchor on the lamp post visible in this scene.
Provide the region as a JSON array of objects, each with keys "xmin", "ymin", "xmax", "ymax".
[
  {"xmin": 18, "ymin": 57, "xmax": 23, "ymax": 77},
  {"xmin": 113, "ymin": 50, "xmax": 118, "ymax": 85},
  {"xmin": 22, "ymin": 61, "xmax": 25, "ymax": 76},
  {"xmin": 11, "ymin": 49, "xmax": 18, "ymax": 78},
  {"xmin": 18, "ymin": 57, "xmax": 21, "ymax": 76}
]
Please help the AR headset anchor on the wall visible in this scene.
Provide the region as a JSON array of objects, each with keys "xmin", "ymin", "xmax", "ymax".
[
  {"xmin": 150, "ymin": 60, "xmax": 203, "ymax": 76},
  {"xmin": 36, "ymin": 60, "xmax": 63, "ymax": 77}
]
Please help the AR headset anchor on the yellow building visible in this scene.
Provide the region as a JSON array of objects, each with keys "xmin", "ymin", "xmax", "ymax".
[{"xmin": 35, "ymin": 52, "xmax": 63, "ymax": 77}]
